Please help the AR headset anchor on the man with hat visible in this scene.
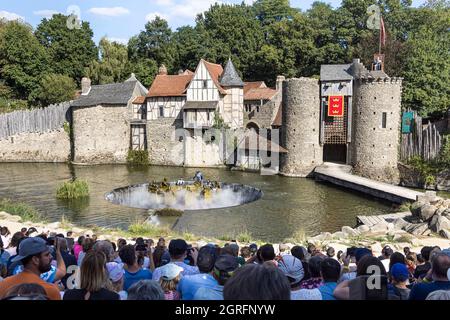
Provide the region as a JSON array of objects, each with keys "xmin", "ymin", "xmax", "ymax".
[
  {"xmin": 193, "ymin": 254, "xmax": 239, "ymax": 300},
  {"xmin": 388, "ymin": 263, "xmax": 411, "ymax": 300},
  {"xmin": 152, "ymin": 239, "xmax": 199, "ymax": 281},
  {"xmin": 0, "ymin": 237, "xmax": 61, "ymax": 300}
]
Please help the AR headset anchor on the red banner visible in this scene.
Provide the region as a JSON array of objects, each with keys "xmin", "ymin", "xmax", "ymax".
[{"xmin": 328, "ymin": 95, "xmax": 344, "ymax": 117}]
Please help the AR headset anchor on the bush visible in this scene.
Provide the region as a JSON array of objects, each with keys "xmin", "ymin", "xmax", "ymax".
[
  {"xmin": 127, "ymin": 149, "xmax": 149, "ymax": 166},
  {"xmin": 56, "ymin": 179, "xmax": 89, "ymax": 199},
  {"xmin": 127, "ymin": 218, "xmax": 171, "ymax": 238},
  {"xmin": 0, "ymin": 198, "xmax": 44, "ymax": 223},
  {"xmin": 37, "ymin": 73, "xmax": 76, "ymax": 106},
  {"xmin": 439, "ymin": 134, "xmax": 450, "ymax": 166}
]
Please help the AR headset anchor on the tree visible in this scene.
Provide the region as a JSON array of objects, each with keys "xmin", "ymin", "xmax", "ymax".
[
  {"xmin": 37, "ymin": 73, "xmax": 76, "ymax": 106},
  {"xmin": 0, "ymin": 21, "xmax": 50, "ymax": 104},
  {"xmin": 86, "ymin": 38, "xmax": 129, "ymax": 84},
  {"xmin": 129, "ymin": 16, "xmax": 176, "ymax": 71},
  {"xmin": 126, "ymin": 58, "xmax": 158, "ymax": 88},
  {"xmin": 35, "ymin": 14, "xmax": 97, "ymax": 83}
]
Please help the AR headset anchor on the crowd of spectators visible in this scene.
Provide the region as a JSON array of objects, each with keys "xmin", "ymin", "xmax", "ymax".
[{"xmin": 1, "ymin": 224, "xmax": 450, "ymax": 300}]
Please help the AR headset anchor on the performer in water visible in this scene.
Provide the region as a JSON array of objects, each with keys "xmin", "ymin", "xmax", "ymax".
[{"xmin": 193, "ymin": 171, "xmax": 204, "ymax": 184}]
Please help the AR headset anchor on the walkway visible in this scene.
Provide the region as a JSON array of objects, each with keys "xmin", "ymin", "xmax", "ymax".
[{"xmin": 314, "ymin": 162, "xmax": 424, "ymax": 204}]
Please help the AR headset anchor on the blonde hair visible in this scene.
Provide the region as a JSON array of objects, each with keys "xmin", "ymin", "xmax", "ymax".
[
  {"xmin": 159, "ymin": 274, "xmax": 180, "ymax": 293},
  {"xmin": 80, "ymin": 251, "xmax": 112, "ymax": 293}
]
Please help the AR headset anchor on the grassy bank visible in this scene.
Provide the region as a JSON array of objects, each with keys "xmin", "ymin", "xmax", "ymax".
[
  {"xmin": 56, "ymin": 179, "xmax": 89, "ymax": 199},
  {"xmin": 0, "ymin": 198, "xmax": 45, "ymax": 223}
]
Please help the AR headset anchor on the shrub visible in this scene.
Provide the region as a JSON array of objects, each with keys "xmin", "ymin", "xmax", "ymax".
[
  {"xmin": 0, "ymin": 198, "xmax": 44, "ymax": 223},
  {"xmin": 37, "ymin": 73, "xmax": 76, "ymax": 106},
  {"xmin": 127, "ymin": 149, "xmax": 149, "ymax": 166},
  {"xmin": 56, "ymin": 179, "xmax": 89, "ymax": 199},
  {"xmin": 127, "ymin": 218, "xmax": 171, "ymax": 238}
]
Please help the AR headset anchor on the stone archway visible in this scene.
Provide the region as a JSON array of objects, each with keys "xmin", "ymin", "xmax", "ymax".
[{"xmin": 246, "ymin": 121, "xmax": 260, "ymax": 134}]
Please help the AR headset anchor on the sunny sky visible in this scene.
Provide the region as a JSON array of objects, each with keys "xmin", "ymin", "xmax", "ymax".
[{"xmin": 0, "ymin": 0, "xmax": 426, "ymax": 44}]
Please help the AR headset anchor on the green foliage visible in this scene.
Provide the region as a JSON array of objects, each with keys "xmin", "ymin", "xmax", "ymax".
[
  {"xmin": 56, "ymin": 179, "xmax": 89, "ymax": 199},
  {"xmin": 236, "ymin": 230, "xmax": 253, "ymax": 243},
  {"xmin": 439, "ymin": 134, "xmax": 450, "ymax": 166},
  {"xmin": 63, "ymin": 121, "xmax": 71, "ymax": 135},
  {"xmin": 37, "ymin": 73, "xmax": 76, "ymax": 106},
  {"xmin": 0, "ymin": 21, "xmax": 51, "ymax": 104},
  {"xmin": 127, "ymin": 218, "xmax": 172, "ymax": 238},
  {"xmin": 0, "ymin": 198, "xmax": 44, "ymax": 223},
  {"xmin": 86, "ymin": 38, "xmax": 129, "ymax": 85},
  {"xmin": 212, "ymin": 111, "xmax": 230, "ymax": 129},
  {"xmin": 127, "ymin": 149, "xmax": 149, "ymax": 166},
  {"xmin": 407, "ymin": 156, "xmax": 446, "ymax": 188},
  {"xmin": 35, "ymin": 14, "xmax": 98, "ymax": 83}
]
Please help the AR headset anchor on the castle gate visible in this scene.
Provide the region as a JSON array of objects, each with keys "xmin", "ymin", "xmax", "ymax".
[{"xmin": 320, "ymin": 65, "xmax": 353, "ymax": 164}]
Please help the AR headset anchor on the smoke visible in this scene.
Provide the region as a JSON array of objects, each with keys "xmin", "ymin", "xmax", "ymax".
[{"xmin": 106, "ymin": 183, "xmax": 262, "ymax": 211}]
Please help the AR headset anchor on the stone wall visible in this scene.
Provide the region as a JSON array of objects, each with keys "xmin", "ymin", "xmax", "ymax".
[
  {"xmin": 72, "ymin": 105, "xmax": 129, "ymax": 163},
  {"xmin": 280, "ymin": 78, "xmax": 323, "ymax": 177},
  {"xmin": 352, "ymin": 79, "xmax": 402, "ymax": 183},
  {"xmin": 147, "ymin": 118, "xmax": 185, "ymax": 166},
  {"xmin": 244, "ymin": 92, "xmax": 281, "ymax": 129},
  {"xmin": 0, "ymin": 129, "xmax": 70, "ymax": 162}
]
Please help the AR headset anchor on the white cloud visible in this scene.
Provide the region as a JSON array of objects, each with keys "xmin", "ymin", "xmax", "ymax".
[
  {"xmin": 171, "ymin": 0, "xmax": 222, "ymax": 19},
  {"xmin": 155, "ymin": 0, "xmax": 174, "ymax": 6},
  {"xmin": 146, "ymin": 11, "xmax": 170, "ymax": 22},
  {"xmin": 33, "ymin": 10, "xmax": 60, "ymax": 19},
  {"xmin": 105, "ymin": 37, "xmax": 129, "ymax": 45},
  {"xmin": 88, "ymin": 7, "xmax": 130, "ymax": 17},
  {"xmin": 0, "ymin": 10, "xmax": 25, "ymax": 21}
]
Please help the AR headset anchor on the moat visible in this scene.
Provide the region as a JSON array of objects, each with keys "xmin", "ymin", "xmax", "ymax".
[{"xmin": 0, "ymin": 163, "xmax": 395, "ymax": 242}]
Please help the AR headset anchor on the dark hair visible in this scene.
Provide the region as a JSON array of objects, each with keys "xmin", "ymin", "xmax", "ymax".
[
  {"xmin": 119, "ymin": 245, "xmax": 136, "ymax": 266},
  {"xmin": 77, "ymin": 236, "xmax": 85, "ymax": 245},
  {"xmin": 135, "ymin": 237, "xmax": 145, "ymax": 246},
  {"xmin": 21, "ymin": 228, "xmax": 27, "ymax": 233},
  {"xmin": 153, "ymin": 246, "xmax": 166, "ymax": 268},
  {"xmin": 307, "ymin": 243, "xmax": 316, "ymax": 255},
  {"xmin": 5, "ymin": 283, "xmax": 47, "ymax": 299},
  {"xmin": 197, "ymin": 246, "xmax": 217, "ymax": 273},
  {"xmin": 111, "ymin": 242, "xmax": 117, "ymax": 252},
  {"xmin": 9, "ymin": 232, "xmax": 24, "ymax": 248},
  {"xmin": 326, "ymin": 247, "xmax": 335, "ymax": 258},
  {"xmin": 223, "ymin": 263, "xmax": 291, "ymax": 300},
  {"xmin": 417, "ymin": 254, "xmax": 425, "ymax": 264},
  {"xmin": 260, "ymin": 244, "xmax": 275, "ymax": 262},
  {"xmin": 337, "ymin": 250, "xmax": 344, "ymax": 261},
  {"xmin": 421, "ymin": 246, "xmax": 433, "ymax": 262},
  {"xmin": 389, "ymin": 252, "xmax": 406, "ymax": 272},
  {"xmin": 403, "ymin": 247, "xmax": 411, "ymax": 256},
  {"xmin": 82, "ymin": 238, "xmax": 95, "ymax": 252},
  {"xmin": 66, "ymin": 231, "xmax": 73, "ymax": 237},
  {"xmin": 240, "ymin": 247, "xmax": 251, "ymax": 259},
  {"xmin": 320, "ymin": 258, "xmax": 341, "ymax": 282},
  {"xmin": 291, "ymin": 246, "xmax": 305, "ymax": 261},
  {"xmin": 432, "ymin": 253, "xmax": 450, "ymax": 279},
  {"xmin": 357, "ymin": 256, "xmax": 387, "ymax": 277},
  {"xmin": 22, "ymin": 251, "xmax": 44, "ymax": 268},
  {"xmin": 308, "ymin": 256, "xmax": 324, "ymax": 278}
]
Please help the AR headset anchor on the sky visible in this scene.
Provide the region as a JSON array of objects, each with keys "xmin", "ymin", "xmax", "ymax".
[{"xmin": 0, "ymin": 0, "xmax": 426, "ymax": 44}]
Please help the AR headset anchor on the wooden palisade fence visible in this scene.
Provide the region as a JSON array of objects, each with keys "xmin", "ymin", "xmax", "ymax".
[
  {"xmin": 0, "ymin": 102, "xmax": 71, "ymax": 140},
  {"xmin": 401, "ymin": 112, "xmax": 443, "ymax": 162}
]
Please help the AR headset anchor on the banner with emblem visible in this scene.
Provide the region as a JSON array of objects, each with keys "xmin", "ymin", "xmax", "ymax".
[{"xmin": 328, "ymin": 95, "xmax": 344, "ymax": 117}]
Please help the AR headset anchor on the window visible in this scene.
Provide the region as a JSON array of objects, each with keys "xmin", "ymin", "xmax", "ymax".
[
  {"xmin": 159, "ymin": 106, "xmax": 164, "ymax": 118},
  {"xmin": 256, "ymin": 106, "xmax": 260, "ymax": 113},
  {"xmin": 203, "ymin": 80, "xmax": 208, "ymax": 88},
  {"xmin": 382, "ymin": 112, "xmax": 387, "ymax": 128},
  {"xmin": 207, "ymin": 111, "xmax": 210, "ymax": 121}
]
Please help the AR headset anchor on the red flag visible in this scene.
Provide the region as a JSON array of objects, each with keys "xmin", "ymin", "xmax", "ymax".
[
  {"xmin": 328, "ymin": 96, "xmax": 344, "ymax": 117},
  {"xmin": 380, "ymin": 16, "xmax": 386, "ymax": 47}
]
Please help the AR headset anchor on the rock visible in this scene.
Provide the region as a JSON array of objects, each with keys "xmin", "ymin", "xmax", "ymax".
[
  {"xmin": 311, "ymin": 232, "xmax": 333, "ymax": 242},
  {"xmin": 442, "ymin": 209, "xmax": 450, "ymax": 217},
  {"xmin": 369, "ymin": 222, "xmax": 389, "ymax": 233},
  {"xmin": 429, "ymin": 215, "xmax": 450, "ymax": 233},
  {"xmin": 435, "ymin": 207, "xmax": 447, "ymax": 216},
  {"xmin": 404, "ymin": 222, "xmax": 429, "ymax": 236},
  {"xmin": 419, "ymin": 204, "xmax": 437, "ymax": 222},
  {"xmin": 341, "ymin": 226, "xmax": 360, "ymax": 237},
  {"xmin": 410, "ymin": 201, "xmax": 425, "ymax": 217},
  {"xmin": 46, "ymin": 222, "xmax": 61, "ymax": 230},
  {"xmin": 440, "ymin": 229, "xmax": 450, "ymax": 239},
  {"xmin": 393, "ymin": 233, "xmax": 412, "ymax": 243},
  {"xmin": 356, "ymin": 225, "xmax": 370, "ymax": 234},
  {"xmin": 393, "ymin": 218, "xmax": 410, "ymax": 230},
  {"xmin": 332, "ymin": 231, "xmax": 347, "ymax": 239},
  {"xmin": 387, "ymin": 223, "xmax": 395, "ymax": 231}
]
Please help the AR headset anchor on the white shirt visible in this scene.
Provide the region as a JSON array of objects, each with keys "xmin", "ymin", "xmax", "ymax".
[
  {"xmin": 291, "ymin": 288, "xmax": 322, "ymax": 300},
  {"xmin": 1, "ymin": 235, "xmax": 11, "ymax": 248}
]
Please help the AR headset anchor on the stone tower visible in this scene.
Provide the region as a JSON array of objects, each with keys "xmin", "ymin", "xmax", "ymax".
[
  {"xmin": 351, "ymin": 60, "xmax": 403, "ymax": 183},
  {"xmin": 280, "ymin": 78, "xmax": 323, "ymax": 177},
  {"xmin": 220, "ymin": 58, "xmax": 244, "ymax": 129}
]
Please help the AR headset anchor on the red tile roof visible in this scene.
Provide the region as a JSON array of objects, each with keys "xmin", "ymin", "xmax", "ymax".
[
  {"xmin": 132, "ymin": 96, "xmax": 146, "ymax": 104},
  {"xmin": 244, "ymin": 87, "xmax": 277, "ymax": 101},
  {"xmin": 147, "ymin": 74, "xmax": 193, "ymax": 97},
  {"xmin": 244, "ymin": 81, "xmax": 266, "ymax": 94},
  {"xmin": 202, "ymin": 59, "xmax": 227, "ymax": 95}
]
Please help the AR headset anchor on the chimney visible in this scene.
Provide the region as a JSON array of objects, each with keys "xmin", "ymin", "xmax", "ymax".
[
  {"xmin": 158, "ymin": 64, "xmax": 168, "ymax": 75},
  {"xmin": 81, "ymin": 77, "xmax": 91, "ymax": 95},
  {"xmin": 276, "ymin": 76, "xmax": 285, "ymax": 93},
  {"xmin": 178, "ymin": 69, "xmax": 184, "ymax": 75}
]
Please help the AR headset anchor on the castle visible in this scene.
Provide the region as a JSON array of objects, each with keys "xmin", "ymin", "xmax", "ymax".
[{"xmin": 68, "ymin": 57, "xmax": 402, "ymax": 183}]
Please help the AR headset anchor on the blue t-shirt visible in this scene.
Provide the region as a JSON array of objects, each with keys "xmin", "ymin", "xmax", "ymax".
[
  {"xmin": 409, "ymin": 281, "xmax": 450, "ymax": 300},
  {"xmin": 178, "ymin": 273, "xmax": 221, "ymax": 300},
  {"xmin": 13, "ymin": 264, "xmax": 57, "ymax": 283},
  {"xmin": 318, "ymin": 282, "xmax": 337, "ymax": 300},
  {"xmin": 124, "ymin": 268, "xmax": 152, "ymax": 291}
]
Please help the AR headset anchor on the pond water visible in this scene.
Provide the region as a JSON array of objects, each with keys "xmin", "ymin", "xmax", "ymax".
[{"xmin": 0, "ymin": 163, "xmax": 395, "ymax": 242}]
